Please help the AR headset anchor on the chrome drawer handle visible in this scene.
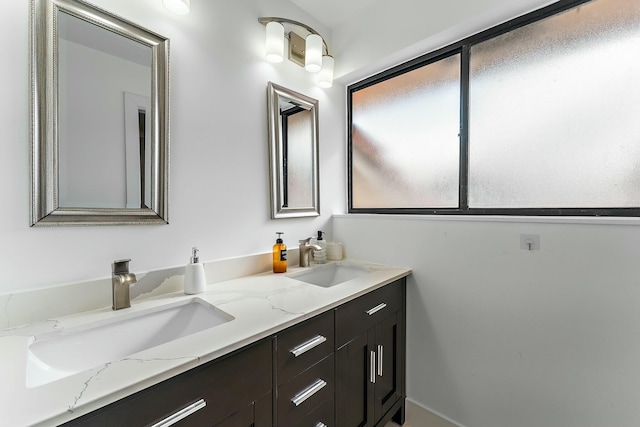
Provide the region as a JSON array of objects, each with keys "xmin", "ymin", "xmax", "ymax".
[
  {"xmin": 316, "ymin": 423, "xmax": 328, "ymax": 427},
  {"xmin": 365, "ymin": 303, "xmax": 387, "ymax": 316},
  {"xmin": 150, "ymin": 399, "xmax": 206, "ymax": 427},
  {"xmin": 370, "ymin": 351, "xmax": 376, "ymax": 384},
  {"xmin": 290, "ymin": 335, "xmax": 327, "ymax": 357},
  {"xmin": 291, "ymin": 379, "xmax": 327, "ymax": 407},
  {"xmin": 377, "ymin": 344, "xmax": 384, "ymax": 377}
]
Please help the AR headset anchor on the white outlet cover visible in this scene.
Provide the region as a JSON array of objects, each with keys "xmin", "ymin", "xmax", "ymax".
[{"xmin": 520, "ymin": 234, "xmax": 540, "ymax": 250}]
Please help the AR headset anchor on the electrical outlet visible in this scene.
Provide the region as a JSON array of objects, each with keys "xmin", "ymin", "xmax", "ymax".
[{"xmin": 520, "ymin": 234, "xmax": 540, "ymax": 251}]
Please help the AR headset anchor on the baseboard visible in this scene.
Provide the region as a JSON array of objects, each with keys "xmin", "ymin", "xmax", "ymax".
[{"xmin": 402, "ymin": 399, "xmax": 465, "ymax": 427}]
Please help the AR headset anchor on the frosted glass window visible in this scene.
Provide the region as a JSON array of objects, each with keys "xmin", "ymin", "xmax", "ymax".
[
  {"xmin": 468, "ymin": 0, "xmax": 640, "ymax": 208},
  {"xmin": 351, "ymin": 54, "xmax": 461, "ymax": 209}
]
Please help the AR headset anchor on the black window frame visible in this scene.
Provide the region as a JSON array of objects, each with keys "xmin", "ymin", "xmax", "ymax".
[{"xmin": 347, "ymin": 0, "xmax": 640, "ymax": 217}]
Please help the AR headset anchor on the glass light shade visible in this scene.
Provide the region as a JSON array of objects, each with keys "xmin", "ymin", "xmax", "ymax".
[
  {"xmin": 265, "ymin": 21, "xmax": 284, "ymax": 63},
  {"xmin": 163, "ymin": 0, "xmax": 190, "ymax": 15},
  {"xmin": 317, "ymin": 55, "xmax": 334, "ymax": 88},
  {"xmin": 305, "ymin": 34, "xmax": 323, "ymax": 73}
]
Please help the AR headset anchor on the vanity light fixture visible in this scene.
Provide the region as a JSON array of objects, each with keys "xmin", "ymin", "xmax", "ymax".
[
  {"xmin": 259, "ymin": 17, "xmax": 334, "ymax": 88},
  {"xmin": 163, "ymin": 0, "xmax": 190, "ymax": 15},
  {"xmin": 265, "ymin": 21, "xmax": 285, "ymax": 63},
  {"xmin": 304, "ymin": 33, "xmax": 322, "ymax": 72},
  {"xmin": 317, "ymin": 55, "xmax": 335, "ymax": 88}
]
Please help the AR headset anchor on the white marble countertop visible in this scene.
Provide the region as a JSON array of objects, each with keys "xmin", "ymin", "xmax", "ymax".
[{"xmin": 0, "ymin": 260, "xmax": 410, "ymax": 427}]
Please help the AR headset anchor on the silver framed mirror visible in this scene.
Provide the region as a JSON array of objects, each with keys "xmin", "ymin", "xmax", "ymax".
[
  {"xmin": 267, "ymin": 82, "xmax": 320, "ymax": 219},
  {"xmin": 30, "ymin": 0, "xmax": 169, "ymax": 226}
]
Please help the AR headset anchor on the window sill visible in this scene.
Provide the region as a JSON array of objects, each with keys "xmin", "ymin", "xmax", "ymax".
[{"xmin": 333, "ymin": 213, "xmax": 640, "ymax": 226}]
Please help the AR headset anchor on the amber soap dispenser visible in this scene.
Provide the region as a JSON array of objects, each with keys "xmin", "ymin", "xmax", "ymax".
[{"xmin": 273, "ymin": 232, "xmax": 287, "ymax": 273}]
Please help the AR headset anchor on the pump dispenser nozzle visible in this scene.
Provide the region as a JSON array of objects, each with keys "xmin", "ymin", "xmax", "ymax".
[{"xmin": 190, "ymin": 247, "xmax": 199, "ymax": 264}]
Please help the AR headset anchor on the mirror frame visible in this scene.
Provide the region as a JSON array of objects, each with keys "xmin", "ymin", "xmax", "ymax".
[
  {"xmin": 267, "ymin": 82, "xmax": 320, "ymax": 219},
  {"xmin": 30, "ymin": 0, "xmax": 170, "ymax": 226}
]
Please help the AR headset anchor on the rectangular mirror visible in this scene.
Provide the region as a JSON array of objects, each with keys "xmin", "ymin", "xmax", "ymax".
[
  {"xmin": 267, "ymin": 82, "xmax": 320, "ymax": 219},
  {"xmin": 30, "ymin": 0, "xmax": 169, "ymax": 225}
]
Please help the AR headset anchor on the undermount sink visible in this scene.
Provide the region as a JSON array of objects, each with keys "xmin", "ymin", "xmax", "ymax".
[
  {"xmin": 289, "ymin": 263, "xmax": 372, "ymax": 288},
  {"xmin": 26, "ymin": 298, "xmax": 233, "ymax": 388}
]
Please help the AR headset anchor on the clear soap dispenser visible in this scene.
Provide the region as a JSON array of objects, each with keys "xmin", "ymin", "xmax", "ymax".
[{"xmin": 184, "ymin": 247, "xmax": 206, "ymax": 294}]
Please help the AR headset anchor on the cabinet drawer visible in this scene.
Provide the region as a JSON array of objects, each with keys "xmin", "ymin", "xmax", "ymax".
[
  {"xmin": 335, "ymin": 280, "xmax": 402, "ymax": 348},
  {"xmin": 64, "ymin": 339, "xmax": 272, "ymax": 427},
  {"xmin": 277, "ymin": 354, "xmax": 334, "ymax": 426},
  {"xmin": 277, "ymin": 311, "xmax": 334, "ymax": 384},
  {"xmin": 296, "ymin": 398, "xmax": 335, "ymax": 427}
]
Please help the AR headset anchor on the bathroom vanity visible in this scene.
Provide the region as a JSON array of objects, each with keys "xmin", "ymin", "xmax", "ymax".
[
  {"xmin": 61, "ymin": 338, "xmax": 274, "ymax": 426},
  {"xmin": 0, "ymin": 260, "xmax": 410, "ymax": 427}
]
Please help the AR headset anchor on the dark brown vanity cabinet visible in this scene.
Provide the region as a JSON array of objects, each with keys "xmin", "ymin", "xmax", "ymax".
[
  {"xmin": 274, "ymin": 310, "xmax": 335, "ymax": 427},
  {"xmin": 335, "ymin": 279, "xmax": 406, "ymax": 427},
  {"xmin": 211, "ymin": 397, "xmax": 272, "ymax": 427},
  {"xmin": 61, "ymin": 277, "xmax": 406, "ymax": 427},
  {"xmin": 62, "ymin": 339, "xmax": 273, "ymax": 427}
]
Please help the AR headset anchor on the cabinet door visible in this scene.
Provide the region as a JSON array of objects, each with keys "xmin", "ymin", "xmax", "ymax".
[
  {"xmin": 374, "ymin": 311, "xmax": 403, "ymax": 422},
  {"xmin": 336, "ymin": 330, "xmax": 375, "ymax": 427},
  {"xmin": 213, "ymin": 393, "xmax": 272, "ymax": 427},
  {"xmin": 213, "ymin": 403, "xmax": 253, "ymax": 427},
  {"xmin": 253, "ymin": 393, "xmax": 273, "ymax": 427}
]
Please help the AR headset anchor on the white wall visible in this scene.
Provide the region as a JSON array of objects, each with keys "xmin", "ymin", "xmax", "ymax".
[
  {"xmin": 335, "ymin": 215, "xmax": 640, "ymax": 427},
  {"xmin": 328, "ymin": 0, "xmax": 640, "ymax": 426},
  {"xmin": 0, "ymin": 0, "xmax": 345, "ymax": 293},
  {"xmin": 7, "ymin": 0, "xmax": 640, "ymax": 425},
  {"xmin": 333, "ymin": 0, "xmax": 558, "ymax": 82}
]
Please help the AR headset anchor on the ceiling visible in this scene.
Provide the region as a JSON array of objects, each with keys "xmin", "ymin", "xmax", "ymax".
[{"xmin": 290, "ymin": 0, "xmax": 377, "ymax": 28}]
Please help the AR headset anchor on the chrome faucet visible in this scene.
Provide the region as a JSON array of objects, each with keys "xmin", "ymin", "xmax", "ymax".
[
  {"xmin": 298, "ymin": 238, "xmax": 322, "ymax": 267},
  {"xmin": 112, "ymin": 259, "xmax": 137, "ymax": 310}
]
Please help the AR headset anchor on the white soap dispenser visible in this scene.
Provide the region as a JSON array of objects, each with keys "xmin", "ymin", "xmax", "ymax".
[
  {"xmin": 184, "ymin": 247, "xmax": 206, "ymax": 294},
  {"xmin": 313, "ymin": 230, "xmax": 327, "ymax": 264}
]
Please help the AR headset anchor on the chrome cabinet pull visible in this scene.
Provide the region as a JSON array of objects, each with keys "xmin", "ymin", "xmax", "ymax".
[
  {"xmin": 150, "ymin": 399, "xmax": 206, "ymax": 427},
  {"xmin": 370, "ymin": 351, "xmax": 376, "ymax": 384},
  {"xmin": 377, "ymin": 344, "xmax": 383, "ymax": 377},
  {"xmin": 291, "ymin": 379, "xmax": 327, "ymax": 407},
  {"xmin": 365, "ymin": 303, "xmax": 387, "ymax": 316},
  {"xmin": 290, "ymin": 335, "xmax": 327, "ymax": 357},
  {"xmin": 315, "ymin": 423, "xmax": 328, "ymax": 427}
]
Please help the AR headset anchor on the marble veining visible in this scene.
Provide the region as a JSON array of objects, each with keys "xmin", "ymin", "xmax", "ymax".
[
  {"xmin": 67, "ymin": 363, "xmax": 112, "ymax": 413},
  {"xmin": 0, "ymin": 259, "xmax": 410, "ymax": 427},
  {"xmin": 213, "ymin": 280, "xmax": 309, "ymax": 316},
  {"xmin": 0, "ymin": 252, "xmax": 276, "ymax": 331},
  {"xmin": 67, "ymin": 354, "xmax": 202, "ymax": 413},
  {"xmin": 0, "ymin": 319, "xmax": 61, "ymax": 338},
  {"xmin": 130, "ymin": 267, "xmax": 185, "ymax": 300}
]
